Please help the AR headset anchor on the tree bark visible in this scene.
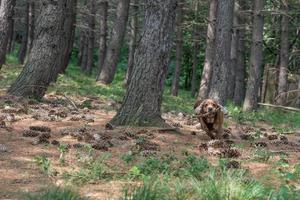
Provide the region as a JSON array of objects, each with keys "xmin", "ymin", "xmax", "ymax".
[
  {"xmin": 110, "ymin": 0, "xmax": 176, "ymax": 127},
  {"xmin": 97, "ymin": 0, "xmax": 130, "ymax": 84},
  {"xmin": 59, "ymin": 0, "xmax": 77, "ymax": 73},
  {"xmin": 243, "ymin": 0, "xmax": 265, "ymax": 111},
  {"xmin": 0, "ymin": 0, "xmax": 16, "ymax": 69},
  {"xmin": 27, "ymin": 1, "xmax": 34, "ymax": 56},
  {"xmin": 85, "ymin": 0, "xmax": 96, "ymax": 75},
  {"xmin": 8, "ymin": 0, "xmax": 70, "ymax": 99},
  {"xmin": 233, "ymin": 0, "xmax": 246, "ymax": 105},
  {"xmin": 198, "ymin": 0, "xmax": 217, "ymax": 101},
  {"xmin": 124, "ymin": 0, "xmax": 138, "ymax": 86},
  {"xmin": 228, "ymin": 4, "xmax": 239, "ymax": 100},
  {"xmin": 81, "ymin": 36, "xmax": 88, "ymax": 71},
  {"xmin": 18, "ymin": 1, "xmax": 29, "ymax": 64},
  {"xmin": 171, "ymin": 0, "xmax": 184, "ymax": 96},
  {"xmin": 208, "ymin": 0, "xmax": 234, "ymax": 105},
  {"xmin": 77, "ymin": 33, "xmax": 85, "ymax": 66},
  {"xmin": 276, "ymin": 3, "xmax": 289, "ymax": 105},
  {"xmin": 191, "ymin": 26, "xmax": 201, "ymax": 97},
  {"xmin": 97, "ymin": 0, "xmax": 108, "ymax": 75}
]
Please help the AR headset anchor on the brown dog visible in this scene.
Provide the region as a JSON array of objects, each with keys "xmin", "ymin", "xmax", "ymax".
[{"xmin": 194, "ymin": 99, "xmax": 224, "ymax": 139}]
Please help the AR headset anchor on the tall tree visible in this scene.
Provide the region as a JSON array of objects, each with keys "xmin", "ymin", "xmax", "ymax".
[
  {"xmin": 227, "ymin": 4, "xmax": 239, "ymax": 100},
  {"xmin": 0, "ymin": 0, "xmax": 16, "ymax": 69},
  {"xmin": 234, "ymin": 0, "xmax": 246, "ymax": 105},
  {"xmin": 18, "ymin": 1, "xmax": 30, "ymax": 64},
  {"xmin": 243, "ymin": 0, "xmax": 265, "ymax": 111},
  {"xmin": 171, "ymin": 0, "xmax": 184, "ymax": 96},
  {"xmin": 208, "ymin": 0, "xmax": 234, "ymax": 105},
  {"xmin": 27, "ymin": 0, "xmax": 34, "ymax": 55},
  {"xmin": 110, "ymin": 0, "xmax": 176, "ymax": 127},
  {"xmin": 190, "ymin": 0, "xmax": 201, "ymax": 97},
  {"xmin": 97, "ymin": 0, "xmax": 108, "ymax": 75},
  {"xmin": 97, "ymin": 0, "xmax": 130, "ymax": 84},
  {"xmin": 276, "ymin": 3, "xmax": 289, "ymax": 105},
  {"xmin": 124, "ymin": 0, "xmax": 138, "ymax": 86},
  {"xmin": 85, "ymin": 0, "xmax": 96, "ymax": 74},
  {"xmin": 59, "ymin": 0, "xmax": 77, "ymax": 73},
  {"xmin": 8, "ymin": 0, "xmax": 72, "ymax": 99},
  {"xmin": 198, "ymin": 0, "xmax": 217, "ymax": 101}
]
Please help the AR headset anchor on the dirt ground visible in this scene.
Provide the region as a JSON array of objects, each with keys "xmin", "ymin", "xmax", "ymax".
[{"xmin": 0, "ymin": 94, "xmax": 300, "ymax": 200}]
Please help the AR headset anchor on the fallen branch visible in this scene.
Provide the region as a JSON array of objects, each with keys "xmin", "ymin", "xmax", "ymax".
[{"xmin": 258, "ymin": 103, "xmax": 300, "ymax": 112}]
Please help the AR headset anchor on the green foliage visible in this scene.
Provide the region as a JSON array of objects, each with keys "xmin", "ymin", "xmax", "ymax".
[
  {"xmin": 34, "ymin": 156, "xmax": 51, "ymax": 175},
  {"xmin": 58, "ymin": 143, "xmax": 70, "ymax": 165},
  {"xmin": 24, "ymin": 186, "xmax": 87, "ymax": 200},
  {"xmin": 253, "ymin": 148, "xmax": 274, "ymax": 162},
  {"xmin": 65, "ymin": 153, "xmax": 110, "ymax": 185},
  {"xmin": 227, "ymin": 103, "xmax": 300, "ymax": 129}
]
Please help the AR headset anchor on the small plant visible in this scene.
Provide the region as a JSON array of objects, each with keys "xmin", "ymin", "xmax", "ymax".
[
  {"xmin": 24, "ymin": 186, "xmax": 87, "ymax": 200},
  {"xmin": 58, "ymin": 143, "xmax": 69, "ymax": 165},
  {"xmin": 66, "ymin": 153, "xmax": 110, "ymax": 185},
  {"xmin": 253, "ymin": 148, "xmax": 273, "ymax": 162},
  {"xmin": 34, "ymin": 156, "xmax": 51, "ymax": 175},
  {"xmin": 121, "ymin": 151, "xmax": 135, "ymax": 164}
]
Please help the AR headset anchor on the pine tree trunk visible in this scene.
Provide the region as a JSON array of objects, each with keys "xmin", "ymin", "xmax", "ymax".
[
  {"xmin": 18, "ymin": 1, "xmax": 29, "ymax": 64},
  {"xmin": 8, "ymin": 0, "xmax": 69, "ymax": 99},
  {"xmin": 85, "ymin": 0, "xmax": 96, "ymax": 75},
  {"xmin": 77, "ymin": 33, "xmax": 85, "ymax": 66},
  {"xmin": 0, "ymin": 0, "xmax": 16, "ymax": 69},
  {"xmin": 59, "ymin": 0, "xmax": 77, "ymax": 73},
  {"xmin": 81, "ymin": 36, "xmax": 88, "ymax": 71},
  {"xmin": 243, "ymin": 0, "xmax": 265, "ymax": 111},
  {"xmin": 110, "ymin": 0, "xmax": 176, "ymax": 127},
  {"xmin": 198, "ymin": 0, "xmax": 217, "ymax": 101},
  {"xmin": 97, "ymin": 0, "xmax": 108, "ymax": 75},
  {"xmin": 27, "ymin": 1, "xmax": 34, "ymax": 56},
  {"xmin": 97, "ymin": 0, "xmax": 130, "ymax": 84},
  {"xmin": 276, "ymin": 4, "xmax": 289, "ymax": 105},
  {"xmin": 171, "ymin": 0, "xmax": 184, "ymax": 97},
  {"xmin": 191, "ymin": 26, "xmax": 201, "ymax": 97},
  {"xmin": 6, "ymin": 15, "xmax": 14, "ymax": 53},
  {"xmin": 124, "ymin": 0, "xmax": 138, "ymax": 86},
  {"xmin": 233, "ymin": 0, "xmax": 246, "ymax": 105},
  {"xmin": 208, "ymin": 0, "xmax": 234, "ymax": 105},
  {"xmin": 228, "ymin": 5, "xmax": 239, "ymax": 100}
]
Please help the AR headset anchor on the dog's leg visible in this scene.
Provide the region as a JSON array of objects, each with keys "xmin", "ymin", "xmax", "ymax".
[{"xmin": 199, "ymin": 117, "xmax": 215, "ymax": 139}]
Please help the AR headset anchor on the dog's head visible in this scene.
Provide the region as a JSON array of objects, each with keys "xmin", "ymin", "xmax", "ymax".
[{"xmin": 194, "ymin": 99, "xmax": 220, "ymax": 115}]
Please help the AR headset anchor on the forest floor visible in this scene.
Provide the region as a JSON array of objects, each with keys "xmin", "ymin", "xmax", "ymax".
[{"xmin": 1, "ymin": 61, "xmax": 300, "ymax": 199}]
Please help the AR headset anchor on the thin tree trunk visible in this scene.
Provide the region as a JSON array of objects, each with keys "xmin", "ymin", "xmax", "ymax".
[
  {"xmin": 18, "ymin": 1, "xmax": 29, "ymax": 64},
  {"xmin": 124, "ymin": 0, "xmax": 138, "ymax": 86},
  {"xmin": 85, "ymin": 0, "xmax": 96, "ymax": 75},
  {"xmin": 27, "ymin": 1, "xmax": 34, "ymax": 56},
  {"xmin": 97, "ymin": 0, "xmax": 130, "ymax": 84},
  {"xmin": 59, "ymin": 0, "xmax": 77, "ymax": 73},
  {"xmin": 97, "ymin": 0, "xmax": 108, "ymax": 75},
  {"xmin": 110, "ymin": 0, "xmax": 176, "ymax": 127},
  {"xmin": 276, "ymin": 3, "xmax": 289, "ymax": 105},
  {"xmin": 243, "ymin": 0, "xmax": 265, "ymax": 111},
  {"xmin": 228, "ymin": 5, "xmax": 239, "ymax": 101},
  {"xmin": 208, "ymin": 0, "xmax": 234, "ymax": 105},
  {"xmin": 171, "ymin": 0, "xmax": 184, "ymax": 96},
  {"xmin": 234, "ymin": 0, "xmax": 246, "ymax": 105},
  {"xmin": 8, "ymin": 0, "xmax": 70, "ymax": 99},
  {"xmin": 191, "ymin": 26, "xmax": 201, "ymax": 97},
  {"xmin": 6, "ymin": 15, "xmax": 14, "ymax": 53},
  {"xmin": 198, "ymin": 0, "xmax": 217, "ymax": 101},
  {"xmin": 81, "ymin": 36, "xmax": 88, "ymax": 71},
  {"xmin": 77, "ymin": 33, "xmax": 85, "ymax": 66},
  {"xmin": 0, "ymin": 0, "xmax": 16, "ymax": 69}
]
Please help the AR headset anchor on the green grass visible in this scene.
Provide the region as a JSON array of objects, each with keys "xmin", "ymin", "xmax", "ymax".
[
  {"xmin": 24, "ymin": 186, "xmax": 87, "ymax": 200},
  {"xmin": 227, "ymin": 102, "xmax": 300, "ymax": 130}
]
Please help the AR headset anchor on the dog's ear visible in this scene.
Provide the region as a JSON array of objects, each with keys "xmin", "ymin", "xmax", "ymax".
[{"xmin": 194, "ymin": 100, "xmax": 206, "ymax": 114}]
